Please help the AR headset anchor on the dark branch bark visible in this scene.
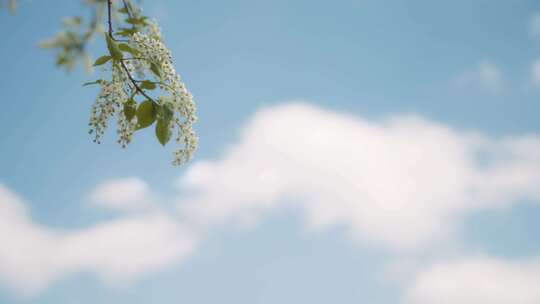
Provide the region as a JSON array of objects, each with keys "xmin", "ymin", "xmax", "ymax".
[{"xmin": 107, "ymin": 0, "xmax": 155, "ymax": 102}]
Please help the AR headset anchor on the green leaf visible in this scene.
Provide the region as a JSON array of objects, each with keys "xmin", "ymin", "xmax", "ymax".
[
  {"xmin": 8, "ymin": 0, "xmax": 16, "ymax": 14},
  {"xmin": 62, "ymin": 17, "xmax": 82, "ymax": 27},
  {"xmin": 135, "ymin": 100, "xmax": 156, "ymax": 130},
  {"xmin": 56, "ymin": 54, "xmax": 67, "ymax": 66},
  {"xmin": 124, "ymin": 98, "xmax": 137, "ymax": 120},
  {"xmin": 159, "ymin": 102, "xmax": 174, "ymax": 121},
  {"xmin": 93, "ymin": 55, "xmax": 112, "ymax": 66},
  {"xmin": 116, "ymin": 28, "xmax": 138, "ymax": 37},
  {"xmin": 118, "ymin": 43, "xmax": 140, "ymax": 56},
  {"xmin": 125, "ymin": 17, "xmax": 144, "ymax": 25},
  {"xmin": 154, "ymin": 102, "xmax": 174, "ymax": 145},
  {"xmin": 118, "ymin": 7, "xmax": 129, "ymax": 14},
  {"xmin": 140, "ymin": 80, "xmax": 156, "ymax": 90},
  {"xmin": 150, "ymin": 62, "xmax": 161, "ymax": 78},
  {"xmin": 82, "ymin": 79, "xmax": 103, "ymax": 86},
  {"xmin": 105, "ymin": 34, "xmax": 123, "ymax": 61},
  {"xmin": 155, "ymin": 119, "xmax": 171, "ymax": 146}
]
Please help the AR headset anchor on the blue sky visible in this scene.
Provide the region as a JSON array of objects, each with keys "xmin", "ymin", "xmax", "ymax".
[{"xmin": 1, "ymin": 0, "xmax": 540, "ymax": 303}]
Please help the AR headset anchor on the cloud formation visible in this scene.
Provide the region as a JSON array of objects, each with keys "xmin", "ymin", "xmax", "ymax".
[
  {"xmin": 88, "ymin": 177, "xmax": 154, "ymax": 211},
  {"xmin": 0, "ymin": 184, "xmax": 197, "ymax": 297},
  {"xmin": 406, "ymin": 256, "xmax": 540, "ymax": 304},
  {"xmin": 177, "ymin": 103, "xmax": 540, "ymax": 250},
  {"xmin": 1, "ymin": 102, "xmax": 539, "ymax": 299}
]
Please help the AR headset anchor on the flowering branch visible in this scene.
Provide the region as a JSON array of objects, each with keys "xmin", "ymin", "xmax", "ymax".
[
  {"xmin": 87, "ymin": 0, "xmax": 198, "ymax": 166},
  {"xmin": 120, "ymin": 59, "xmax": 156, "ymax": 102},
  {"xmin": 107, "ymin": 0, "xmax": 155, "ymax": 103},
  {"xmin": 5, "ymin": 0, "xmax": 198, "ymax": 166}
]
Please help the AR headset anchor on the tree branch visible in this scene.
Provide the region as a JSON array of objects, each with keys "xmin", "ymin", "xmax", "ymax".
[
  {"xmin": 107, "ymin": 0, "xmax": 155, "ymax": 103},
  {"xmin": 107, "ymin": 0, "xmax": 113, "ymax": 35},
  {"xmin": 121, "ymin": 0, "xmax": 135, "ymax": 19}
]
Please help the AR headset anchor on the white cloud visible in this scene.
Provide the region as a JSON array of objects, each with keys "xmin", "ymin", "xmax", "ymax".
[
  {"xmin": 405, "ymin": 256, "xmax": 540, "ymax": 304},
  {"xmin": 454, "ymin": 60, "xmax": 504, "ymax": 93},
  {"xmin": 0, "ymin": 184, "xmax": 198, "ymax": 297},
  {"xmin": 2, "ymin": 102, "xmax": 540, "ymax": 297},
  {"xmin": 177, "ymin": 102, "xmax": 540, "ymax": 251},
  {"xmin": 88, "ymin": 177, "xmax": 154, "ymax": 211}
]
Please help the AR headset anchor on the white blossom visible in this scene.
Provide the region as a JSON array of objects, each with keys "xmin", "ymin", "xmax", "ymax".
[
  {"xmin": 147, "ymin": 19, "xmax": 163, "ymax": 41},
  {"xmin": 88, "ymin": 19, "xmax": 197, "ymax": 166},
  {"xmin": 128, "ymin": 26, "xmax": 198, "ymax": 165},
  {"xmin": 89, "ymin": 71, "xmax": 127, "ymax": 144}
]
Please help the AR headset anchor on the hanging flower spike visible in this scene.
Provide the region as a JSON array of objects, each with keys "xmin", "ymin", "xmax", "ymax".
[{"xmin": 86, "ymin": 0, "xmax": 197, "ymax": 166}]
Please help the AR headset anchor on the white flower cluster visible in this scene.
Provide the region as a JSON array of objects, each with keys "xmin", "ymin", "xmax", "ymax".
[
  {"xmin": 89, "ymin": 64, "xmax": 129, "ymax": 144},
  {"xmin": 89, "ymin": 64, "xmax": 135, "ymax": 147},
  {"xmin": 88, "ymin": 20, "xmax": 197, "ymax": 166},
  {"xmin": 129, "ymin": 25, "xmax": 198, "ymax": 165},
  {"xmin": 147, "ymin": 20, "xmax": 162, "ymax": 41}
]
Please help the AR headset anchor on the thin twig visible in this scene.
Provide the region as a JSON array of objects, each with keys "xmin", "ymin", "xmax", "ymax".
[
  {"xmin": 107, "ymin": 0, "xmax": 155, "ymax": 102},
  {"xmin": 121, "ymin": 0, "xmax": 135, "ymax": 19},
  {"xmin": 107, "ymin": 0, "xmax": 113, "ymax": 35}
]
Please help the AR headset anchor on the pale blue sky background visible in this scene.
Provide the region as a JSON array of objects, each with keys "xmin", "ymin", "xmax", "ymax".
[{"xmin": 1, "ymin": 0, "xmax": 540, "ymax": 303}]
